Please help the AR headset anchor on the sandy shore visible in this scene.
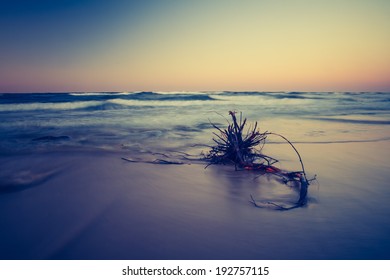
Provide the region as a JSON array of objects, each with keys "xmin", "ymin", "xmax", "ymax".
[{"xmin": 1, "ymin": 140, "xmax": 390, "ymax": 260}]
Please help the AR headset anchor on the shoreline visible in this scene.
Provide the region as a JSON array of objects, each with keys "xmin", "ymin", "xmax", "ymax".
[{"xmin": 1, "ymin": 140, "xmax": 390, "ymax": 259}]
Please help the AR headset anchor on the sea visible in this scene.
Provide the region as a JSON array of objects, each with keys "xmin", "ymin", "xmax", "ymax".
[
  {"xmin": 1, "ymin": 91, "xmax": 390, "ymax": 260},
  {"xmin": 1, "ymin": 91, "xmax": 389, "ymax": 155}
]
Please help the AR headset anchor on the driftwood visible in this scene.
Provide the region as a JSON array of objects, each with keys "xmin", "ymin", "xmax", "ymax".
[{"xmin": 205, "ymin": 111, "xmax": 314, "ymax": 210}]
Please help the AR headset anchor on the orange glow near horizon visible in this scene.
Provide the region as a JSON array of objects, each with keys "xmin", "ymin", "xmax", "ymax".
[{"xmin": 0, "ymin": 0, "xmax": 389, "ymax": 92}]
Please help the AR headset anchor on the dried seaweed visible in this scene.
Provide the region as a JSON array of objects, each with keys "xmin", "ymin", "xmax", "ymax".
[
  {"xmin": 205, "ymin": 111, "xmax": 314, "ymax": 210},
  {"xmin": 205, "ymin": 111, "xmax": 273, "ymax": 168}
]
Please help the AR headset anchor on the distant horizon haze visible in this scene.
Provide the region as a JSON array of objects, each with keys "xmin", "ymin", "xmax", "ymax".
[{"xmin": 1, "ymin": 0, "xmax": 389, "ymax": 93}]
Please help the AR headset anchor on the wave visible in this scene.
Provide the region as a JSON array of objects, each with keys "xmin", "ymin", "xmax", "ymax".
[
  {"xmin": 2, "ymin": 92, "xmax": 390, "ymax": 115},
  {"xmin": 0, "ymin": 101, "xmax": 104, "ymax": 112},
  {"xmin": 310, "ymin": 117, "xmax": 390, "ymax": 125},
  {"xmin": 123, "ymin": 91, "xmax": 215, "ymax": 101},
  {"xmin": 268, "ymin": 137, "xmax": 390, "ymax": 144},
  {"xmin": 69, "ymin": 92, "xmax": 131, "ymax": 96},
  {"xmin": 0, "ymin": 94, "xmax": 316, "ymax": 112},
  {"xmin": 219, "ymin": 91, "xmax": 328, "ymax": 100},
  {"xmin": 220, "ymin": 91, "xmax": 275, "ymax": 96},
  {"xmin": 3, "ymin": 91, "xmax": 389, "ymax": 105},
  {"xmin": 211, "ymin": 94, "xmax": 313, "ymax": 105},
  {"xmin": 0, "ymin": 91, "xmax": 216, "ymax": 104},
  {"xmin": 106, "ymin": 98, "xmax": 217, "ymax": 107},
  {"xmin": 69, "ymin": 91, "xmax": 217, "ymax": 101}
]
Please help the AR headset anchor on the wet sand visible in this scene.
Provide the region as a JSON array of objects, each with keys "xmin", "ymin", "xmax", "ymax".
[{"xmin": 0, "ymin": 140, "xmax": 390, "ymax": 259}]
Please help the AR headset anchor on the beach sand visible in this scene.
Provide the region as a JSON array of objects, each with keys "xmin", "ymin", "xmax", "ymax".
[{"xmin": 0, "ymin": 140, "xmax": 390, "ymax": 260}]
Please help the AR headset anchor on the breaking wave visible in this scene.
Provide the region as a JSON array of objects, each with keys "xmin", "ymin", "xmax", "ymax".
[{"xmin": 0, "ymin": 101, "xmax": 104, "ymax": 112}]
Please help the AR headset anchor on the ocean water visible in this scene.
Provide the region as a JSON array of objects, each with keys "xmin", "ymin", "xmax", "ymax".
[
  {"xmin": 1, "ymin": 91, "xmax": 389, "ymax": 155},
  {"xmin": 1, "ymin": 91, "xmax": 390, "ymax": 260}
]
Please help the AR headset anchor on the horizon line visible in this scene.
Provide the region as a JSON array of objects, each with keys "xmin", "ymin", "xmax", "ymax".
[{"xmin": 1, "ymin": 90, "xmax": 390, "ymax": 94}]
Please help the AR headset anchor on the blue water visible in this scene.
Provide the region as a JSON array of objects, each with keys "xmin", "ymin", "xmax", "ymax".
[
  {"xmin": 1, "ymin": 91, "xmax": 390, "ymax": 260},
  {"xmin": 1, "ymin": 91, "xmax": 390, "ymax": 154}
]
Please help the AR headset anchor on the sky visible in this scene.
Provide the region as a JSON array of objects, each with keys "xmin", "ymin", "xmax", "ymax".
[{"xmin": 0, "ymin": 0, "xmax": 389, "ymax": 92}]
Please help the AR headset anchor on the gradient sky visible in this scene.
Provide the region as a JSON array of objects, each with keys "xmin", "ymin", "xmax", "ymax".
[{"xmin": 0, "ymin": 0, "xmax": 389, "ymax": 92}]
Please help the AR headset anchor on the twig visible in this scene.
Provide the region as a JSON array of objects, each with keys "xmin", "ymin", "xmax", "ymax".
[
  {"xmin": 249, "ymin": 195, "xmax": 261, "ymax": 208},
  {"xmin": 265, "ymin": 132, "xmax": 309, "ymax": 183}
]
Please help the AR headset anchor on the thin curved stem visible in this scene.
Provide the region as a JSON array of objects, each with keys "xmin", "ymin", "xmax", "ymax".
[{"xmin": 265, "ymin": 132, "xmax": 308, "ymax": 183}]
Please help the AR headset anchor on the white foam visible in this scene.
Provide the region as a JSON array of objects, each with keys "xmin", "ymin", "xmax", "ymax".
[
  {"xmin": 211, "ymin": 95, "xmax": 313, "ymax": 105},
  {"xmin": 107, "ymin": 98, "xmax": 217, "ymax": 107},
  {"xmin": 69, "ymin": 92, "xmax": 132, "ymax": 96},
  {"xmin": 0, "ymin": 101, "xmax": 104, "ymax": 112},
  {"xmin": 154, "ymin": 91, "xmax": 211, "ymax": 95}
]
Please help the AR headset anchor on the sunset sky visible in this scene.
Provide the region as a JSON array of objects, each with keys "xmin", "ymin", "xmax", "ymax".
[{"xmin": 0, "ymin": 0, "xmax": 389, "ymax": 92}]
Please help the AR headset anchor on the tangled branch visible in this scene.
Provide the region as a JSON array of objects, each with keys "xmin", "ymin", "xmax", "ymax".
[{"xmin": 205, "ymin": 111, "xmax": 314, "ymax": 209}]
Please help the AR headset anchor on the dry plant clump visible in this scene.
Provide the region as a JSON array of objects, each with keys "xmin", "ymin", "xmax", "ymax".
[
  {"xmin": 205, "ymin": 111, "xmax": 313, "ymax": 210},
  {"xmin": 206, "ymin": 111, "xmax": 273, "ymax": 168}
]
